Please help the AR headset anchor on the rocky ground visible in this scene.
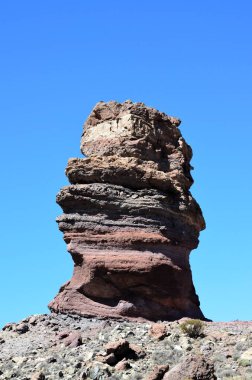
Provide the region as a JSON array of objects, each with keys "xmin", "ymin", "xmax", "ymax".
[{"xmin": 0, "ymin": 314, "xmax": 252, "ymax": 379}]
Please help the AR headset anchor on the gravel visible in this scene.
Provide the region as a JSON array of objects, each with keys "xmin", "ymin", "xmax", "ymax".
[{"xmin": 0, "ymin": 314, "xmax": 252, "ymax": 379}]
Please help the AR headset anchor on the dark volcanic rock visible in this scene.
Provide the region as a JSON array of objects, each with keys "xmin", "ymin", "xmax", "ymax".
[{"xmin": 49, "ymin": 100, "xmax": 206, "ymax": 321}]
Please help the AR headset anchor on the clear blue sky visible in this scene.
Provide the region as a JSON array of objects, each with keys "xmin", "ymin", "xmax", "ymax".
[{"xmin": 0, "ymin": 1, "xmax": 251, "ymax": 327}]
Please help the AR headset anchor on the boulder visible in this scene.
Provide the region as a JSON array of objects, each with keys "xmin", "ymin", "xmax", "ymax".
[{"xmin": 163, "ymin": 354, "xmax": 216, "ymax": 380}]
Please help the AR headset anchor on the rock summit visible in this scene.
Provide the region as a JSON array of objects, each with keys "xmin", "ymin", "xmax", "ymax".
[{"xmin": 49, "ymin": 100, "xmax": 206, "ymax": 321}]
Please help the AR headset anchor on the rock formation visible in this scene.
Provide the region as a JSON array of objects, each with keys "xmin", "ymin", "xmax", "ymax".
[{"xmin": 49, "ymin": 100, "xmax": 206, "ymax": 321}]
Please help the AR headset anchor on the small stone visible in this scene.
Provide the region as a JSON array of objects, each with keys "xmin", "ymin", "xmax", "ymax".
[
  {"xmin": 85, "ymin": 352, "xmax": 95, "ymax": 361},
  {"xmin": 12, "ymin": 356, "xmax": 27, "ymax": 365},
  {"xmin": 89, "ymin": 366, "xmax": 100, "ymax": 379},
  {"xmin": 2, "ymin": 322, "xmax": 15, "ymax": 331},
  {"xmin": 47, "ymin": 357, "xmax": 57, "ymax": 363},
  {"xmin": 149, "ymin": 323, "xmax": 167, "ymax": 340},
  {"xmin": 66, "ymin": 367, "xmax": 76, "ymax": 375},
  {"xmin": 200, "ymin": 340, "xmax": 215, "ymax": 353},
  {"xmin": 63, "ymin": 331, "xmax": 82, "ymax": 347},
  {"xmin": 15, "ymin": 323, "xmax": 29, "ymax": 334},
  {"xmin": 145, "ymin": 365, "xmax": 169, "ymax": 380},
  {"xmin": 105, "ymin": 339, "xmax": 130, "ymax": 358},
  {"xmin": 58, "ymin": 331, "xmax": 70, "ymax": 340},
  {"xmin": 129, "ymin": 343, "xmax": 146, "ymax": 359},
  {"xmin": 115, "ymin": 359, "xmax": 131, "ymax": 371},
  {"xmin": 31, "ymin": 372, "xmax": 45, "ymax": 380},
  {"xmin": 97, "ymin": 351, "xmax": 118, "ymax": 365},
  {"xmin": 29, "ymin": 316, "xmax": 38, "ymax": 325}
]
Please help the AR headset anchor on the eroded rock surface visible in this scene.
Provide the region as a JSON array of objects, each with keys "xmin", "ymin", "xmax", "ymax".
[{"xmin": 49, "ymin": 100, "xmax": 206, "ymax": 321}]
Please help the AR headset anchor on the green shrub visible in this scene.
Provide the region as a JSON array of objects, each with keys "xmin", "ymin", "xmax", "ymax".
[
  {"xmin": 239, "ymin": 359, "xmax": 251, "ymax": 367},
  {"xmin": 179, "ymin": 319, "xmax": 204, "ymax": 338}
]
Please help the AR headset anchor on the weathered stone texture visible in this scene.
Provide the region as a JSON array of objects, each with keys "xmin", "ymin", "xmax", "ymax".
[{"xmin": 49, "ymin": 100, "xmax": 206, "ymax": 321}]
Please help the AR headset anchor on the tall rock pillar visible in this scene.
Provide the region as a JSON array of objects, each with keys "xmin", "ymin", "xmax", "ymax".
[{"xmin": 49, "ymin": 100, "xmax": 206, "ymax": 321}]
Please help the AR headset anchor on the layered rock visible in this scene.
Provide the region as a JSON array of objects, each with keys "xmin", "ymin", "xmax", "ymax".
[{"xmin": 49, "ymin": 100, "xmax": 206, "ymax": 321}]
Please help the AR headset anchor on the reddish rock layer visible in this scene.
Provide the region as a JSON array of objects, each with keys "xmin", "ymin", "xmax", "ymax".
[{"xmin": 49, "ymin": 100, "xmax": 206, "ymax": 321}]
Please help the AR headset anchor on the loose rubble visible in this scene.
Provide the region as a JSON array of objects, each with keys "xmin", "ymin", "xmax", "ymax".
[{"xmin": 0, "ymin": 314, "xmax": 252, "ymax": 379}]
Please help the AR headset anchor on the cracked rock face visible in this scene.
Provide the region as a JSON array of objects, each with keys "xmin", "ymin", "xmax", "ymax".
[{"xmin": 48, "ymin": 100, "xmax": 206, "ymax": 321}]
